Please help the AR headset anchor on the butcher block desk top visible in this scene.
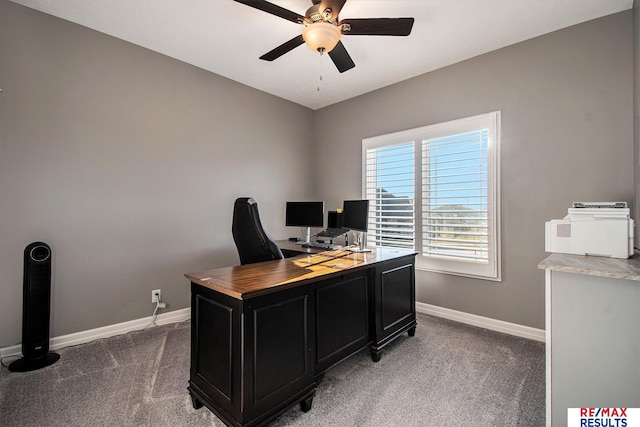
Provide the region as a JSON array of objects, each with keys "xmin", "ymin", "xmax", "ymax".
[{"xmin": 185, "ymin": 247, "xmax": 416, "ymax": 300}]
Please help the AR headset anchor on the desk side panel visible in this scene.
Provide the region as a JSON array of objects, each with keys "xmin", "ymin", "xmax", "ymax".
[
  {"xmin": 381, "ymin": 263, "xmax": 415, "ymax": 331},
  {"xmin": 373, "ymin": 256, "xmax": 417, "ymax": 349},
  {"xmin": 189, "ymin": 283, "xmax": 241, "ymax": 422}
]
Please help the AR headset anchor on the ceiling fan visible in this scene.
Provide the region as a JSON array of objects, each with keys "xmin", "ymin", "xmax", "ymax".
[{"xmin": 234, "ymin": 0, "xmax": 415, "ymax": 73}]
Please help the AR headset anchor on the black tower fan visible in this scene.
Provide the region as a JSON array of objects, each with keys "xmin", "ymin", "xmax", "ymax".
[{"xmin": 9, "ymin": 242, "xmax": 60, "ymax": 372}]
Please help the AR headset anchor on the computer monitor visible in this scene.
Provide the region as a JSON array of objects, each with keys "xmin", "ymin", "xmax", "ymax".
[
  {"xmin": 342, "ymin": 200, "xmax": 369, "ymax": 232},
  {"xmin": 285, "ymin": 201, "xmax": 324, "ymax": 243},
  {"xmin": 342, "ymin": 200, "xmax": 371, "ymax": 252}
]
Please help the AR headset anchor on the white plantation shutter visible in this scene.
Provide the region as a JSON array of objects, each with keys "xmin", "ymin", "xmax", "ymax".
[
  {"xmin": 422, "ymin": 131, "xmax": 488, "ymax": 261},
  {"xmin": 363, "ymin": 112, "xmax": 500, "ymax": 281},
  {"xmin": 365, "ymin": 142, "xmax": 415, "ymax": 250}
]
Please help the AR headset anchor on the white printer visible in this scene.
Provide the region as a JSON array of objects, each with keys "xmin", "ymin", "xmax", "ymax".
[{"xmin": 545, "ymin": 202, "xmax": 635, "ymax": 259}]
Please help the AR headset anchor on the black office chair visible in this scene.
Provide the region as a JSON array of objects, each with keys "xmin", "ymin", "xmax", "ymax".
[{"xmin": 232, "ymin": 197, "xmax": 284, "ymax": 265}]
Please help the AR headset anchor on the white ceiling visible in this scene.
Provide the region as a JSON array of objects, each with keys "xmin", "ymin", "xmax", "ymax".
[{"xmin": 10, "ymin": 0, "xmax": 633, "ymax": 110}]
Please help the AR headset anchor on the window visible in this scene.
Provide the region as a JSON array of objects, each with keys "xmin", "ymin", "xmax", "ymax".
[{"xmin": 363, "ymin": 112, "xmax": 501, "ymax": 280}]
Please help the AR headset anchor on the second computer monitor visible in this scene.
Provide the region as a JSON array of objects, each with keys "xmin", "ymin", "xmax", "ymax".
[{"xmin": 342, "ymin": 200, "xmax": 369, "ymax": 232}]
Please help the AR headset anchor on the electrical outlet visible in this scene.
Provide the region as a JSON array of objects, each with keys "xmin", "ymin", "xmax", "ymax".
[{"xmin": 152, "ymin": 289, "xmax": 161, "ymax": 303}]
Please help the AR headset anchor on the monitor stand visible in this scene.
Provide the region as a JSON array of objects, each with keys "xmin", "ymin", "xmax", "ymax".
[
  {"xmin": 303, "ymin": 227, "xmax": 311, "ymax": 244},
  {"xmin": 347, "ymin": 231, "xmax": 372, "ymax": 253}
]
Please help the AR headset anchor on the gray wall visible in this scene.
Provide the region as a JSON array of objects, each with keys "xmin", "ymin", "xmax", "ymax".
[
  {"xmin": 0, "ymin": 1, "xmax": 634, "ymax": 347},
  {"xmin": 0, "ymin": 1, "xmax": 314, "ymax": 347},
  {"xmin": 314, "ymin": 11, "xmax": 633, "ymax": 329}
]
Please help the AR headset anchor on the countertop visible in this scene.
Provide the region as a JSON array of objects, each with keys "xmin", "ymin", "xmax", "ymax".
[{"xmin": 538, "ymin": 253, "xmax": 640, "ymax": 281}]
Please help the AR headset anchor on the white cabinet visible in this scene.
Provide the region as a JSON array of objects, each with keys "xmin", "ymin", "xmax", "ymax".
[{"xmin": 539, "ymin": 254, "xmax": 640, "ymax": 427}]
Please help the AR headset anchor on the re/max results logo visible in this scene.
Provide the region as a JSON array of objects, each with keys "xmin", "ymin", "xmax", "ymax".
[{"xmin": 568, "ymin": 408, "xmax": 640, "ymax": 427}]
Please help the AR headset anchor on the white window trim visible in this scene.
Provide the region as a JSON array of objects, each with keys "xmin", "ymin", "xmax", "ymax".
[{"xmin": 362, "ymin": 111, "xmax": 501, "ymax": 281}]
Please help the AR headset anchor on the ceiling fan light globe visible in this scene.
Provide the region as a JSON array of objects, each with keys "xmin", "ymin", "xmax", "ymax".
[{"xmin": 302, "ymin": 22, "xmax": 341, "ymax": 53}]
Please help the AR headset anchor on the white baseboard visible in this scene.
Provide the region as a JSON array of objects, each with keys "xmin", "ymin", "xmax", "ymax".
[
  {"xmin": 416, "ymin": 302, "xmax": 545, "ymax": 342},
  {"xmin": 0, "ymin": 308, "xmax": 191, "ymax": 359},
  {"xmin": 2, "ymin": 303, "xmax": 543, "ymax": 359}
]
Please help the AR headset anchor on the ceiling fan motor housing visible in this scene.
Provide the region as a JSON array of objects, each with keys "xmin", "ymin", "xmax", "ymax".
[{"xmin": 305, "ymin": 5, "xmax": 335, "ymax": 24}]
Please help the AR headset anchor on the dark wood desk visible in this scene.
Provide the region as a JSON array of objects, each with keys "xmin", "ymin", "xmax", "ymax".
[{"xmin": 185, "ymin": 246, "xmax": 417, "ymax": 427}]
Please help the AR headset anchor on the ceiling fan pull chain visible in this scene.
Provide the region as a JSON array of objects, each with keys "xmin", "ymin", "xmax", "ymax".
[{"xmin": 317, "ymin": 51, "xmax": 324, "ymax": 92}]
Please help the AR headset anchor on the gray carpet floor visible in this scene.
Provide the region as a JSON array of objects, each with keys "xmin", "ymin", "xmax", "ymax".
[{"xmin": 0, "ymin": 313, "xmax": 545, "ymax": 426}]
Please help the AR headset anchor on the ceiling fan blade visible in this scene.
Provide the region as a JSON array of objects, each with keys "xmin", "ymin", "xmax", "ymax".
[
  {"xmin": 328, "ymin": 41, "xmax": 355, "ymax": 73},
  {"xmin": 341, "ymin": 18, "xmax": 415, "ymax": 36},
  {"xmin": 318, "ymin": 0, "xmax": 347, "ymax": 21},
  {"xmin": 259, "ymin": 35, "xmax": 305, "ymax": 61},
  {"xmin": 234, "ymin": 0, "xmax": 304, "ymax": 24}
]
